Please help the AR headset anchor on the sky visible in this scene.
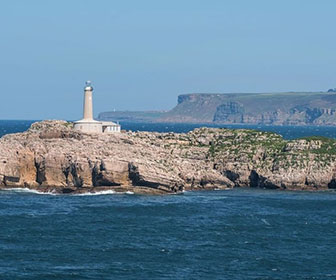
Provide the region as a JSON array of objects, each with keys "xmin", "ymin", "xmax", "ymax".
[{"xmin": 1, "ymin": 0, "xmax": 336, "ymax": 120}]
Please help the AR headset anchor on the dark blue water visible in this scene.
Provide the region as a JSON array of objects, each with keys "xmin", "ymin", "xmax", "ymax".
[
  {"xmin": 121, "ymin": 122, "xmax": 336, "ymax": 140},
  {"xmin": 1, "ymin": 189, "xmax": 336, "ymax": 279},
  {"xmin": 0, "ymin": 120, "xmax": 36, "ymax": 137},
  {"xmin": 3, "ymin": 120, "xmax": 336, "ymax": 139},
  {"xmin": 1, "ymin": 120, "xmax": 336, "ymax": 279}
]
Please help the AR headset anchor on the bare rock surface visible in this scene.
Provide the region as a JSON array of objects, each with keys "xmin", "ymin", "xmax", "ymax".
[{"xmin": 1, "ymin": 120, "xmax": 336, "ymax": 194}]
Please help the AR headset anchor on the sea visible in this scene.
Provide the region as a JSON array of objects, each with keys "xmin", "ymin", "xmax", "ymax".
[{"xmin": 1, "ymin": 120, "xmax": 336, "ymax": 280}]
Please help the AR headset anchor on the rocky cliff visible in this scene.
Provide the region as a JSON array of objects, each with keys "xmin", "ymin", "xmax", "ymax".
[
  {"xmin": 99, "ymin": 92, "xmax": 336, "ymax": 125},
  {"xmin": 1, "ymin": 120, "xmax": 336, "ymax": 194}
]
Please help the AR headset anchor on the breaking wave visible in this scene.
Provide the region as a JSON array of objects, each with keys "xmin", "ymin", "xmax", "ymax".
[
  {"xmin": 74, "ymin": 190, "xmax": 134, "ymax": 196},
  {"xmin": 1, "ymin": 187, "xmax": 57, "ymax": 195},
  {"xmin": 74, "ymin": 190, "xmax": 117, "ymax": 196},
  {"xmin": 1, "ymin": 188, "xmax": 135, "ymax": 196}
]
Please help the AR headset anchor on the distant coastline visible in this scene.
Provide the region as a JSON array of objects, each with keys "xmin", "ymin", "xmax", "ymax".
[{"xmin": 99, "ymin": 91, "xmax": 336, "ymax": 126}]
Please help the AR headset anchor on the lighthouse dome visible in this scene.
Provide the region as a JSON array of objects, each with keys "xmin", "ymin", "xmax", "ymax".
[{"xmin": 84, "ymin": 80, "xmax": 93, "ymax": 90}]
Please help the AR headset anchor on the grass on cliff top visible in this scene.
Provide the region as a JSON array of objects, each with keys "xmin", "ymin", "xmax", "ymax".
[
  {"xmin": 201, "ymin": 127, "xmax": 336, "ymax": 166},
  {"xmin": 298, "ymin": 135, "xmax": 336, "ymax": 155},
  {"xmin": 63, "ymin": 122, "xmax": 74, "ymax": 128},
  {"xmin": 232, "ymin": 130, "xmax": 336, "ymax": 155},
  {"xmin": 299, "ymin": 135, "xmax": 334, "ymax": 141},
  {"xmin": 194, "ymin": 127, "xmax": 336, "ymax": 157},
  {"xmin": 205, "ymin": 128, "xmax": 287, "ymax": 158}
]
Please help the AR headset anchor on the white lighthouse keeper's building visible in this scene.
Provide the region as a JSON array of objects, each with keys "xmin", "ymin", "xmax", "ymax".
[{"xmin": 74, "ymin": 81, "xmax": 121, "ymax": 133}]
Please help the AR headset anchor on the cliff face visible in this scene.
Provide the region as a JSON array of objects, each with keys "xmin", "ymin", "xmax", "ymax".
[
  {"xmin": 158, "ymin": 92, "xmax": 336, "ymax": 125},
  {"xmin": 1, "ymin": 120, "xmax": 336, "ymax": 194},
  {"xmin": 99, "ymin": 92, "xmax": 336, "ymax": 125}
]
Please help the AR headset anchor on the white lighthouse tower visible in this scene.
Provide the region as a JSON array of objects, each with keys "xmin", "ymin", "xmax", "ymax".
[
  {"xmin": 74, "ymin": 81, "xmax": 121, "ymax": 133},
  {"xmin": 83, "ymin": 81, "xmax": 94, "ymax": 120}
]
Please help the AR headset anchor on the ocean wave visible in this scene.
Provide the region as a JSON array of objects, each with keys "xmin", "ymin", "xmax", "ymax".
[
  {"xmin": 74, "ymin": 190, "xmax": 116, "ymax": 196},
  {"xmin": 1, "ymin": 187, "xmax": 57, "ymax": 195},
  {"xmin": 214, "ymin": 187, "xmax": 231, "ymax": 191},
  {"xmin": 74, "ymin": 190, "xmax": 135, "ymax": 196},
  {"xmin": 1, "ymin": 188, "xmax": 135, "ymax": 196},
  {"xmin": 125, "ymin": 191, "xmax": 134, "ymax": 195}
]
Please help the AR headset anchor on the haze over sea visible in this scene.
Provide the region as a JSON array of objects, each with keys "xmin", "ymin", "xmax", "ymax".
[{"xmin": 1, "ymin": 121, "xmax": 336, "ymax": 279}]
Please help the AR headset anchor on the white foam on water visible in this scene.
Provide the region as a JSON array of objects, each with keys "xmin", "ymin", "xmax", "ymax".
[
  {"xmin": 1, "ymin": 188, "xmax": 136, "ymax": 196},
  {"xmin": 261, "ymin": 218, "xmax": 271, "ymax": 226},
  {"xmin": 74, "ymin": 190, "xmax": 117, "ymax": 196},
  {"xmin": 125, "ymin": 191, "xmax": 134, "ymax": 195},
  {"xmin": 1, "ymin": 187, "xmax": 58, "ymax": 195},
  {"xmin": 75, "ymin": 190, "xmax": 135, "ymax": 196}
]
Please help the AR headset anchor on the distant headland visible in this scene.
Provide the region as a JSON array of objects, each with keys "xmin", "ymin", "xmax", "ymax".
[{"xmin": 99, "ymin": 91, "xmax": 336, "ymax": 126}]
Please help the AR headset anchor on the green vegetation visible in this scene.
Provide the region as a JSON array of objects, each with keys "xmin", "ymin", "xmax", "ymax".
[
  {"xmin": 298, "ymin": 136, "xmax": 336, "ymax": 155},
  {"xmin": 63, "ymin": 122, "xmax": 74, "ymax": 128},
  {"xmin": 195, "ymin": 127, "xmax": 336, "ymax": 169}
]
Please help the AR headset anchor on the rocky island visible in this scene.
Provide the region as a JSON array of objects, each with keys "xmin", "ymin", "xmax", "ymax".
[{"xmin": 0, "ymin": 120, "xmax": 336, "ymax": 194}]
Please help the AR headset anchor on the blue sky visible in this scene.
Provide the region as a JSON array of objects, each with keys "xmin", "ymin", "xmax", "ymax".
[{"xmin": 1, "ymin": 0, "xmax": 335, "ymax": 119}]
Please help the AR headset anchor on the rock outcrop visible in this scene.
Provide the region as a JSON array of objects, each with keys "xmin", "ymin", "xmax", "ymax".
[{"xmin": 1, "ymin": 120, "xmax": 336, "ymax": 194}]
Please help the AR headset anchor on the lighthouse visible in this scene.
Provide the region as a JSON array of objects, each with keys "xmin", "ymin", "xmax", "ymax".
[
  {"xmin": 83, "ymin": 81, "xmax": 94, "ymax": 120},
  {"xmin": 74, "ymin": 81, "xmax": 121, "ymax": 133}
]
